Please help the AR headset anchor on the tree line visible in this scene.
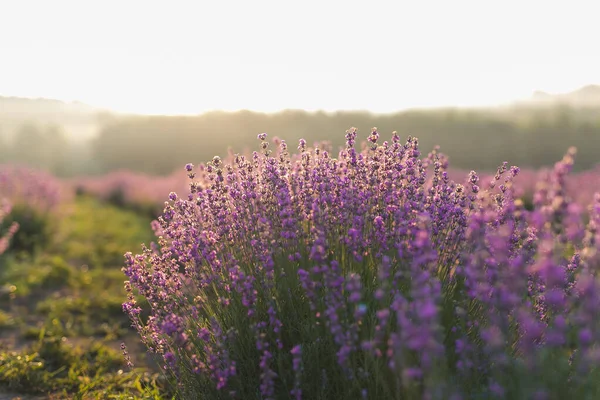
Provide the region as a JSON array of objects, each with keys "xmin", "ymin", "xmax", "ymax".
[
  {"xmin": 2, "ymin": 105, "xmax": 600, "ymax": 176},
  {"xmin": 91, "ymin": 106, "xmax": 600, "ymax": 175}
]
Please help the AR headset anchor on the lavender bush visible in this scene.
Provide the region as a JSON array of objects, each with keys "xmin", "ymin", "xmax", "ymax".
[{"xmin": 124, "ymin": 128, "xmax": 600, "ymax": 399}]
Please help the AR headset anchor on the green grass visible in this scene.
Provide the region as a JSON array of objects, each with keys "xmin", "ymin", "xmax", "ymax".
[
  {"xmin": 0, "ymin": 196, "xmax": 171, "ymax": 399},
  {"xmin": 0, "ymin": 336, "xmax": 168, "ymax": 399},
  {"xmin": 51, "ymin": 196, "xmax": 156, "ymax": 269},
  {"xmin": 0, "ymin": 309, "xmax": 16, "ymax": 329}
]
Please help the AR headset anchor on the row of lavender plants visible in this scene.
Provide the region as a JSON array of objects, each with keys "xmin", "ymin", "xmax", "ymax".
[
  {"xmin": 0, "ymin": 165, "xmax": 66, "ymax": 253},
  {"xmin": 122, "ymin": 128, "xmax": 600, "ymax": 399},
  {"xmin": 71, "ymin": 156, "xmax": 600, "ymax": 222},
  {"xmin": 71, "ymin": 170, "xmax": 190, "ymax": 216},
  {"xmin": 0, "ymin": 165, "xmax": 64, "ymax": 213}
]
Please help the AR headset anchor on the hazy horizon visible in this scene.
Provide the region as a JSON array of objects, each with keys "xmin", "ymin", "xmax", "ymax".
[
  {"xmin": 1, "ymin": 0, "xmax": 600, "ymax": 115},
  {"xmin": 2, "ymin": 83, "xmax": 600, "ymax": 117}
]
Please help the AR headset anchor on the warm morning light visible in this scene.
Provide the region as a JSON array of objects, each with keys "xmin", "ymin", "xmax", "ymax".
[
  {"xmin": 2, "ymin": 1, "xmax": 600, "ymax": 399},
  {"xmin": 1, "ymin": 0, "xmax": 599, "ymax": 114}
]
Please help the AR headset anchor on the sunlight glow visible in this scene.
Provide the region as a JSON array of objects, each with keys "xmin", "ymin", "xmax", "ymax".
[{"xmin": 1, "ymin": 0, "xmax": 599, "ymax": 114}]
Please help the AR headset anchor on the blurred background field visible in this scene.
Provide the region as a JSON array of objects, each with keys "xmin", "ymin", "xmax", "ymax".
[{"xmin": 3, "ymin": 88, "xmax": 600, "ymax": 177}]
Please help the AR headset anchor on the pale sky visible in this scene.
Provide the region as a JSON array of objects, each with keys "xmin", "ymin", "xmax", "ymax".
[{"xmin": 0, "ymin": 0, "xmax": 599, "ymax": 115}]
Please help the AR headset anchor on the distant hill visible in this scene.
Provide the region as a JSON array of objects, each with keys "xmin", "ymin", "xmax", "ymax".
[
  {"xmin": 0, "ymin": 95, "xmax": 109, "ymax": 142},
  {"xmin": 4, "ymin": 88, "xmax": 600, "ymax": 176},
  {"xmin": 528, "ymin": 85, "xmax": 600, "ymax": 107},
  {"xmin": 0, "ymin": 95, "xmax": 97, "ymax": 113},
  {"xmin": 3, "ymin": 85, "xmax": 600, "ymax": 144}
]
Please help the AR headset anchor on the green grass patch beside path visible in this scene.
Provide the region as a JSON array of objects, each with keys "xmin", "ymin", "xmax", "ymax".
[{"xmin": 0, "ymin": 197, "xmax": 171, "ymax": 399}]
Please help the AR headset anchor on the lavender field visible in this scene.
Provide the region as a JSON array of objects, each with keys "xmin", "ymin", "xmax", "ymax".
[
  {"xmin": 1, "ymin": 127, "xmax": 600, "ymax": 399},
  {"xmin": 4, "ymin": 0, "xmax": 600, "ymax": 397}
]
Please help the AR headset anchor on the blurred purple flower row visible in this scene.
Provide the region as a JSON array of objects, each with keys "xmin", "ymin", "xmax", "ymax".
[
  {"xmin": 124, "ymin": 129, "xmax": 600, "ymax": 399},
  {"xmin": 0, "ymin": 164, "xmax": 66, "ymax": 213},
  {"xmin": 70, "ymin": 170, "xmax": 190, "ymax": 213}
]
